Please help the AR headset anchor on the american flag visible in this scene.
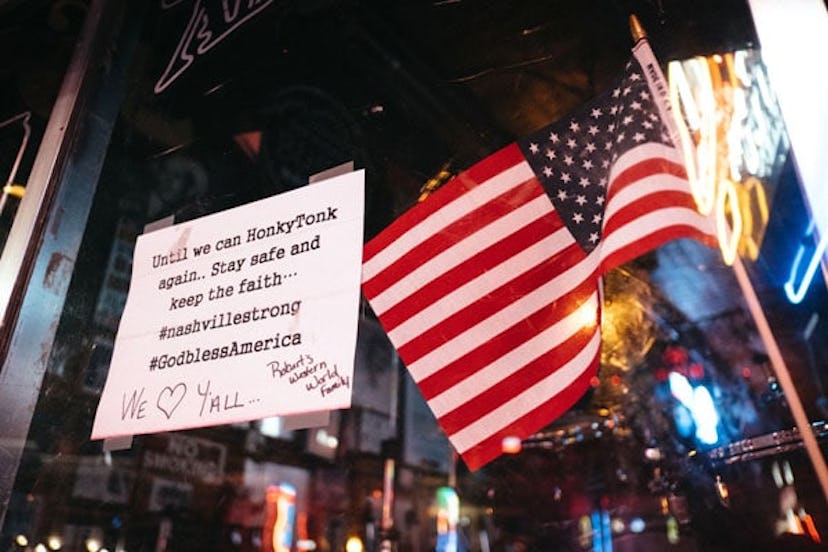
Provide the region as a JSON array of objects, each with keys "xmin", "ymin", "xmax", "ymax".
[{"xmin": 361, "ymin": 38, "xmax": 715, "ymax": 471}]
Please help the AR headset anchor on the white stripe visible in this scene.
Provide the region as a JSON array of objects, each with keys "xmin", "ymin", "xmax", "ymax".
[
  {"xmin": 449, "ymin": 328, "xmax": 602, "ymax": 454},
  {"xmin": 601, "ymin": 206, "xmax": 714, "ymax": 260},
  {"xmin": 362, "ymin": 161, "xmax": 534, "ymax": 281},
  {"xmin": 370, "ymin": 193, "xmax": 553, "ymax": 315},
  {"xmin": 390, "ymin": 223, "xmax": 573, "ymax": 349},
  {"xmin": 604, "ymin": 172, "xmax": 690, "ymax": 220},
  {"xmin": 428, "ymin": 292, "xmax": 599, "ymax": 417},
  {"xmin": 609, "ymin": 141, "xmax": 683, "ymax": 176},
  {"xmin": 405, "ymin": 248, "xmax": 600, "ymax": 381}
]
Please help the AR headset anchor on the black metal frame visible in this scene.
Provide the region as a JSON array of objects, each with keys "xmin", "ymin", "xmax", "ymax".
[{"xmin": 0, "ymin": 0, "xmax": 139, "ymax": 528}]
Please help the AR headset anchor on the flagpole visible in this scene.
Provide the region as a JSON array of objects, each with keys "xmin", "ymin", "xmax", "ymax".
[{"xmin": 731, "ymin": 255, "xmax": 828, "ymax": 504}]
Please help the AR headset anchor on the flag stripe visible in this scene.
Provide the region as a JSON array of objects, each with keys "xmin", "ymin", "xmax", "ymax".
[
  {"xmin": 456, "ymin": 351, "xmax": 598, "ymax": 470},
  {"xmin": 405, "ymin": 249, "xmax": 598, "ymax": 382},
  {"xmin": 395, "ymin": 231, "xmax": 582, "ymax": 362},
  {"xmin": 366, "ymin": 185, "xmax": 552, "ymax": 319},
  {"xmin": 426, "ymin": 289, "xmax": 599, "ymax": 417},
  {"xmin": 447, "ymin": 328, "xmax": 602, "ymax": 455},
  {"xmin": 601, "ymin": 208, "xmax": 716, "ymax": 271},
  {"xmin": 437, "ymin": 321, "xmax": 598, "ymax": 437},
  {"xmin": 376, "ymin": 205, "xmax": 565, "ymax": 332},
  {"xmin": 362, "ymin": 146, "xmax": 531, "ymax": 277},
  {"xmin": 418, "ymin": 278, "xmax": 599, "ymax": 401}
]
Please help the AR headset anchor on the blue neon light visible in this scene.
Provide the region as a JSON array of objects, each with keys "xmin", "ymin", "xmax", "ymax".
[{"xmin": 785, "ymin": 221, "xmax": 828, "ymax": 304}]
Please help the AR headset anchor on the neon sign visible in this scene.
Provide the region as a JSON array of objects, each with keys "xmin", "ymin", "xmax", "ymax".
[
  {"xmin": 436, "ymin": 486, "xmax": 460, "ymax": 552},
  {"xmin": 668, "ymin": 50, "xmax": 787, "ymax": 265},
  {"xmin": 785, "ymin": 222, "xmax": 828, "ymax": 304},
  {"xmin": 749, "ymin": 0, "xmax": 828, "ymax": 304}
]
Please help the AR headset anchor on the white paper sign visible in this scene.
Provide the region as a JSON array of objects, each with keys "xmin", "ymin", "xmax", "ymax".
[{"xmin": 91, "ymin": 171, "xmax": 364, "ymax": 439}]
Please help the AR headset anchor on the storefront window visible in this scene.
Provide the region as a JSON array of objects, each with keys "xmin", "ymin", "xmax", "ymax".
[{"xmin": 2, "ymin": 1, "xmax": 827, "ymax": 551}]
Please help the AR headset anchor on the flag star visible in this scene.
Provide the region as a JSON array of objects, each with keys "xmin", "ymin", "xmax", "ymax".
[
  {"xmin": 613, "ymin": 88, "xmax": 621, "ymax": 98},
  {"xmin": 604, "ymin": 141, "xmax": 613, "ymax": 151},
  {"xmin": 579, "ymin": 177, "xmax": 590, "ymax": 188},
  {"xmin": 601, "ymin": 159, "xmax": 610, "ymax": 168},
  {"xmin": 582, "ymin": 159, "xmax": 594, "ymax": 170},
  {"xmin": 589, "ymin": 232, "xmax": 600, "ymax": 243},
  {"xmin": 557, "ymin": 189, "xmax": 568, "ymax": 201},
  {"xmin": 572, "ymin": 213, "xmax": 584, "ymax": 223},
  {"xmin": 585, "ymin": 142, "xmax": 596, "ymax": 153},
  {"xmin": 543, "ymin": 166, "xmax": 553, "ymax": 177},
  {"xmin": 607, "ymin": 123, "xmax": 616, "ymax": 133},
  {"xmin": 630, "ymin": 100, "xmax": 642, "ymax": 110},
  {"xmin": 529, "ymin": 142, "xmax": 539, "ymax": 154},
  {"xmin": 588, "ymin": 125, "xmax": 599, "ymax": 136},
  {"xmin": 610, "ymin": 105, "xmax": 619, "ymax": 115},
  {"xmin": 566, "ymin": 138, "xmax": 578, "ymax": 149},
  {"xmin": 591, "ymin": 108, "xmax": 602, "ymax": 119},
  {"xmin": 546, "ymin": 148, "xmax": 557, "ymax": 160},
  {"xmin": 592, "ymin": 213, "xmax": 602, "ymax": 224},
  {"xmin": 633, "ymin": 132, "xmax": 646, "ymax": 142},
  {"xmin": 623, "ymin": 86, "xmax": 632, "ymax": 96},
  {"xmin": 649, "ymin": 113, "xmax": 659, "ymax": 121},
  {"xmin": 563, "ymin": 155, "xmax": 574, "ymax": 166},
  {"xmin": 642, "ymin": 120, "xmax": 654, "ymax": 129},
  {"xmin": 569, "ymin": 120, "xmax": 580, "ymax": 132},
  {"xmin": 560, "ymin": 172, "xmax": 571, "ymax": 183},
  {"xmin": 596, "ymin": 195, "xmax": 605, "ymax": 205},
  {"xmin": 622, "ymin": 115, "xmax": 634, "ymax": 125},
  {"xmin": 616, "ymin": 132, "xmax": 626, "ymax": 143},
  {"xmin": 639, "ymin": 90, "xmax": 650, "ymax": 100},
  {"xmin": 550, "ymin": 132, "xmax": 560, "ymax": 143},
  {"xmin": 575, "ymin": 194, "xmax": 587, "ymax": 206},
  {"xmin": 629, "ymin": 72, "xmax": 641, "ymax": 81}
]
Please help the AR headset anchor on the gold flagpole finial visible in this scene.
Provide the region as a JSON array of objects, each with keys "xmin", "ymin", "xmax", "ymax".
[{"xmin": 629, "ymin": 14, "xmax": 647, "ymax": 42}]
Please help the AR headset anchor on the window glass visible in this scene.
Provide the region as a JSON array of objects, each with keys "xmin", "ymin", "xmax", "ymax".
[
  {"xmin": 0, "ymin": 0, "xmax": 82, "ymax": 254},
  {"xmin": 2, "ymin": 2, "xmax": 828, "ymax": 552}
]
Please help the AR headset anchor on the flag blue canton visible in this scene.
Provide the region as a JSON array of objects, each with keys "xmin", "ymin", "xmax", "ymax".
[{"xmin": 518, "ymin": 59, "xmax": 674, "ymax": 254}]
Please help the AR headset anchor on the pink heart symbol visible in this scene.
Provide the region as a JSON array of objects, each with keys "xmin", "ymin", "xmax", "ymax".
[{"xmin": 157, "ymin": 383, "xmax": 187, "ymax": 419}]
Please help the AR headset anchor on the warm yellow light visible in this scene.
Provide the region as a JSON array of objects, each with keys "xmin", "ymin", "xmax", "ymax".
[
  {"xmin": 15, "ymin": 535, "xmax": 29, "ymax": 547},
  {"xmin": 345, "ymin": 536, "xmax": 365, "ymax": 552},
  {"xmin": 85, "ymin": 538, "xmax": 101, "ymax": 552},
  {"xmin": 47, "ymin": 535, "xmax": 63, "ymax": 550},
  {"xmin": 35, "ymin": 545, "xmax": 48, "ymax": 552},
  {"xmin": 715, "ymin": 179, "xmax": 742, "ymax": 265},
  {"xmin": 501, "ymin": 436, "xmax": 522, "ymax": 454},
  {"xmin": 670, "ymin": 58, "xmax": 719, "ymax": 215},
  {"xmin": 2, "ymin": 184, "xmax": 25, "ymax": 198},
  {"xmin": 738, "ymin": 177, "xmax": 769, "ymax": 260},
  {"xmin": 668, "ymin": 50, "xmax": 781, "ymax": 267}
]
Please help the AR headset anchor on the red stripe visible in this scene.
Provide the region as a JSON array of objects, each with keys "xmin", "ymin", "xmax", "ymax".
[
  {"xmin": 362, "ymin": 177, "xmax": 544, "ymax": 301},
  {"xmin": 397, "ymin": 242, "xmax": 587, "ymax": 364},
  {"xmin": 606, "ymin": 156, "xmax": 687, "ymax": 204},
  {"xmin": 436, "ymin": 320, "xmax": 597, "ymax": 435},
  {"xmin": 377, "ymin": 205, "xmax": 564, "ymax": 332},
  {"xmin": 601, "ymin": 224, "xmax": 718, "ymax": 273},
  {"xmin": 363, "ymin": 144, "xmax": 526, "ymax": 262},
  {"xmin": 417, "ymin": 276, "xmax": 598, "ymax": 399},
  {"xmin": 456, "ymin": 345, "xmax": 599, "ymax": 471},
  {"xmin": 602, "ymin": 190, "xmax": 699, "ymax": 237}
]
